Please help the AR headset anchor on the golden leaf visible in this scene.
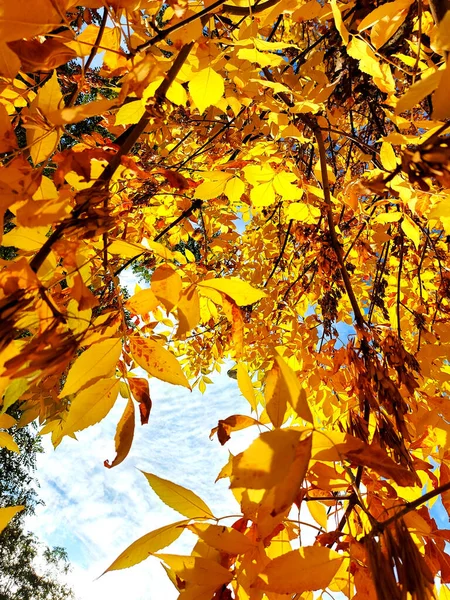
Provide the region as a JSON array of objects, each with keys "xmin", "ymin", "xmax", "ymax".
[
  {"xmin": 188, "ymin": 523, "xmax": 256, "ymax": 554},
  {"xmin": 197, "ymin": 278, "xmax": 266, "ymax": 306},
  {"xmin": 59, "ymin": 338, "xmax": 122, "ymax": 397},
  {"xmin": 253, "ymin": 546, "xmax": 344, "ymax": 593},
  {"xmin": 62, "ymin": 378, "xmax": 121, "ymax": 436},
  {"xmin": 104, "ymin": 398, "xmax": 135, "ymax": 469},
  {"xmin": 130, "ymin": 337, "xmax": 190, "ymax": 389},
  {"xmin": 0, "ymin": 506, "xmax": 24, "ymax": 534},
  {"xmin": 189, "ymin": 68, "xmax": 225, "ymax": 113},
  {"xmin": 141, "ymin": 472, "xmax": 215, "ymax": 519},
  {"xmin": 104, "ymin": 520, "xmax": 186, "ymax": 573}
]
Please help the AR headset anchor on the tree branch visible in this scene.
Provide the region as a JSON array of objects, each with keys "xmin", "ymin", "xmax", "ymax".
[{"xmin": 371, "ymin": 481, "xmax": 450, "ymax": 534}]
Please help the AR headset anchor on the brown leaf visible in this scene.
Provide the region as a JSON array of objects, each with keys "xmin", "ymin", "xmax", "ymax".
[
  {"xmin": 104, "ymin": 398, "xmax": 135, "ymax": 468},
  {"xmin": 128, "ymin": 377, "xmax": 152, "ymax": 425}
]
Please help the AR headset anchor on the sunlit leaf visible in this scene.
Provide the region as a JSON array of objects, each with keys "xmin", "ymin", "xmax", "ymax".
[
  {"xmin": 60, "ymin": 338, "xmax": 122, "ymax": 397},
  {"xmin": 104, "ymin": 398, "xmax": 135, "ymax": 469},
  {"xmin": 130, "ymin": 337, "xmax": 190, "ymax": 389},
  {"xmin": 253, "ymin": 547, "xmax": 344, "ymax": 593},
  {"xmin": 189, "ymin": 68, "xmax": 224, "ymax": 113},
  {"xmin": 104, "ymin": 521, "xmax": 186, "ymax": 573},
  {"xmin": 197, "ymin": 278, "xmax": 266, "ymax": 306},
  {"xmin": 63, "ymin": 378, "xmax": 121, "ymax": 435},
  {"xmin": 0, "ymin": 506, "xmax": 24, "ymax": 533},
  {"xmin": 141, "ymin": 472, "xmax": 215, "ymax": 519}
]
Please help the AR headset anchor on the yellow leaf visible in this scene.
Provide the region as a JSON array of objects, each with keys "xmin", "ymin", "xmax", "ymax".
[
  {"xmin": 104, "ymin": 398, "xmax": 135, "ymax": 469},
  {"xmin": 0, "ymin": 103, "xmax": 17, "ymax": 152},
  {"xmin": 177, "ymin": 286, "xmax": 200, "ymax": 336},
  {"xmin": 431, "ymin": 11, "xmax": 450, "ymax": 53},
  {"xmin": 264, "ymin": 365, "xmax": 288, "ymax": 428},
  {"xmin": 347, "ymin": 37, "xmax": 395, "ymax": 94},
  {"xmin": 63, "ymin": 378, "xmax": 121, "ymax": 435},
  {"xmin": 273, "ymin": 172, "xmax": 303, "ymax": 201},
  {"xmin": 143, "ymin": 77, "xmax": 187, "ymax": 106},
  {"xmin": 308, "ymin": 501, "xmax": 328, "ymax": 530},
  {"xmin": 126, "ymin": 288, "xmax": 160, "ymax": 315},
  {"xmin": 115, "ymin": 100, "xmax": 146, "ymax": 126},
  {"xmin": 287, "ymin": 202, "xmax": 321, "ymax": 223},
  {"xmin": 401, "ymin": 215, "xmax": 421, "ymax": 250},
  {"xmin": 197, "ymin": 277, "xmax": 266, "ymax": 306},
  {"xmin": 0, "ymin": 431, "xmax": 20, "ymax": 453},
  {"xmin": 48, "ymin": 99, "xmax": 116, "ymax": 125},
  {"xmin": 259, "ymin": 433, "xmax": 312, "ymax": 517},
  {"xmin": 395, "ymin": 69, "xmax": 443, "ymax": 114},
  {"xmin": 237, "ymin": 47, "xmax": 285, "ymax": 68},
  {"xmin": 104, "ymin": 520, "xmax": 186, "ymax": 573},
  {"xmin": 151, "ymin": 265, "xmax": 182, "ymax": 312},
  {"xmin": 432, "ymin": 58, "xmax": 450, "ymax": 120},
  {"xmin": 31, "ymin": 70, "xmax": 63, "ymax": 117},
  {"xmin": 189, "ymin": 68, "xmax": 225, "ymax": 113},
  {"xmin": 141, "ymin": 472, "xmax": 215, "ymax": 519},
  {"xmin": 0, "ymin": 414, "xmax": 16, "ymax": 428},
  {"xmin": 130, "ymin": 337, "xmax": 190, "ymax": 389},
  {"xmin": 237, "ymin": 364, "xmax": 257, "ymax": 411},
  {"xmin": 225, "ymin": 177, "xmax": 246, "ymax": 202},
  {"xmin": 230, "ymin": 428, "xmax": 309, "ymax": 489},
  {"xmin": 60, "ymin": 338, "xmax": 122, "ymax": 397},
  {"xmin": 108, "ymin": 239, "xmax": 146, "ymax": 258},
  {"xmin": 358, "ymin": 0, "xmax": 413, "ymax": 49},
  {"xmin": 188, "ymin": 523, "xmax": 256, "ymax": 554},
  {"xmin": 380, "ymin": 142, "xmax": 398, "ymax": 171},
  {"xmin": 274, "ymin": 355, "xmax": 313, "ymax": 423},
  {"xmin": 29, "ymin": 127, "xmax": 58, "ymax": 165},
  {"xmin": 254, "ymin": 546, "xmax": 344, "ymax": 594},
  {"xmin": 195, "ymin": 176, "xmax": 230, "ymax": 200},
  {"xmin": 250, "ymin": 180, "xmax": 276, "ymax": 207},
  {"xmin": 2, "ymin": 226, "xmax": 49, "ymax": 251},
  {"xmin": 330, "ymin": 0, "xmax": 349, "ymax": 45},
  {"xmin": 0, "ymin": 506, "xmax": 24, "ymax": 534},
  {"xmin": 156, "ymin": 554, "xmax": 232, "ymax": 586}
]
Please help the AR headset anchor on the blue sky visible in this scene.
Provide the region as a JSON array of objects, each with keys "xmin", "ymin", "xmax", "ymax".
[{"xmin": 26, "ymin": 368, "xmax": 259, "ymax": 599}]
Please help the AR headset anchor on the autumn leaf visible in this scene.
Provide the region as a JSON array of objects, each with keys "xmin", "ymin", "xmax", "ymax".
[
  {"xmin": 253, "ymin": 546, "xmax": 344, "ymax": 593},
  {"xmin": 155, "ymin": 554, "xmax": 232, "ymax": 587},
  {"xmin": 188, "ymin": 522, "xmax": 256, "ymax": 554},
  {"xmin": 104, "ymin": 521, "xmax": 187, "ymax": 573},
  {"xmin": 59, "ymin": 338, "xmax": 122, "ymax": 398},
  {"xmin": 127, "ymin": 377, "xmax": 152, "ymax": 425},
  {"xmin": 62, "ymin": 378, "xmax": 121, "ymax": 436},
  {"xmin": 210, "ymin": 414, "xmax": 261, "ymax": 445},
  {"xmin": 0, "ymin": 431, "xmax": 20, "ymax": 453},
  {"xmin": 0, "ymin": 505, "xmax": 24, "ymax": 533},
  {"xmin": 189, "ymin": 68, "xmax": 225, "ymax": 114},
  {"xmin": 197, "ymin": 278, "xmax": 266, "ymax": 306},
  {"xmin": 141, "ymin": 472, "xmax": 215, "ymax": 519},
  {"xmin": 130, "ymin": 337, "xmax": 190, "ymax": 389},
  {"xmin": 104, "ymin": 398, "xmax": 135, "ymax": 469}
]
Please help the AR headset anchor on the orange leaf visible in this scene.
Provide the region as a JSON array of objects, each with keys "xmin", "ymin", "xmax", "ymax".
[{"xmin": 104, "ymin": 398, "xmax": 135, "ymax": 468}]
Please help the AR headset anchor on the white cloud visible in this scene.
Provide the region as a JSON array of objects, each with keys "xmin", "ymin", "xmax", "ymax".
[{"xmin": 26, "ymin": 370, "xmax": 257, "ymax": 600}]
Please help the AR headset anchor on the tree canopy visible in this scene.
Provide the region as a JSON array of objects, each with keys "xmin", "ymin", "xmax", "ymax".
[{"xmin": 1, "ymin": 0, "xmax": 450, "ymax": 598}]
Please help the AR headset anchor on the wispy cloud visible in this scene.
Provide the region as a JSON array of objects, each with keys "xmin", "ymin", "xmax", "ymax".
[{"xmin": 27, "ymin": 370, "xmax": 256, "ymax": 599}]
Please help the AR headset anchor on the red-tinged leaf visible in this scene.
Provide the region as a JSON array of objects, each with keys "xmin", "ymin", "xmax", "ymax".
[
  {"xmin": 209, "ymin": 414, "xmax": 261, "ymax": 445},
  {"xmin": 128, "ymin": 377, "xmax": 152, "ymax": 425},
  {"xmin": 130, "ymin": 337, "xmax": 190, "ymax": 389},
  {"xmin": 161, "ymin": 169, "xmax": 190, "ymax": 190},
  {"xmin": 104, "ymin": 398, "xmax": 135, "ymax": 469}
]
